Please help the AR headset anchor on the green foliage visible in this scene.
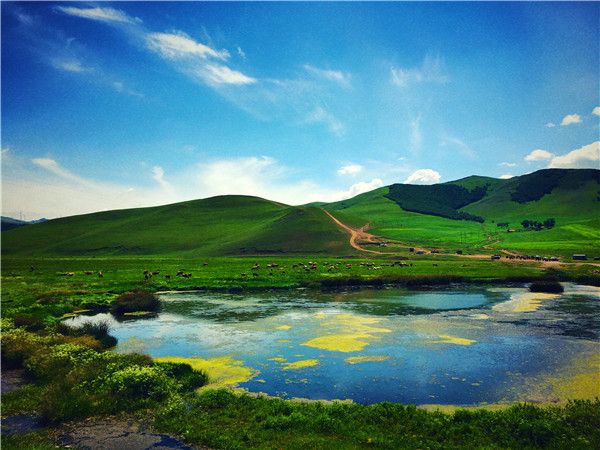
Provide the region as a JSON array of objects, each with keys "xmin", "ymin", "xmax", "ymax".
[
  {"xmin": 152, "ymin": 389, "xmax": 600, "ymax": 450},
  {"xmin": 101, "ymin": 365, "xmax": 174, "ymax": 400},
  {"xmin": 155, "ymin": 361, "xmax": 209, "ymax": 391},
  {"xmin": 385, "ymin": 183, "xmax": 487, "ymax": 222},
  {"xmin": 110, "ymin": 289, "xmax": 160, "ymax": 315},
  {"xmin": 510, "ymin": 169, "xmax": 599, "ymax": 203}
]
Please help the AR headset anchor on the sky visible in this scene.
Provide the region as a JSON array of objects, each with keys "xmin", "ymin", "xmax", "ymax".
[{"xmin": 2, "ymin": 2, "xmax": 599, "ymax": 219}]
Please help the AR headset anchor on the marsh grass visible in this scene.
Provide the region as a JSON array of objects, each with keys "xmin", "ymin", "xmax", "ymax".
[{"xmin": 110, "ymin": 289, "xmax": 160, "ymax": 316}]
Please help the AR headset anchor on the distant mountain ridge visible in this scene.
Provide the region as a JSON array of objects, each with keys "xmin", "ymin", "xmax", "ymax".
[
  {"xmin": 1, "ymin": 216, "xmax": 48, "ymax": 232},
  {"xmin": 2, "ymin": 169, "xmax": 599, "ymax": 257}
]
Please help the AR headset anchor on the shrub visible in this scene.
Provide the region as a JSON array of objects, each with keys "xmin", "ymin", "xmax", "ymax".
[
  {"xmin": 12, "ymin": 313, "xmax": 45, "ymax": 331},
  {"xmin": 155, "ymin": 361, "xmax": 208, "ymax": 392},
  {"xmin": 1, "ymin": 328, "xmax": 49, "ymax": 369},
  {"xmin": 529, "ymin": 280, "xmax": 564, "ymax": 293},
  {"xmin": 56, "ymin": 320, "xmax": 117, "ymax": 349},
  {"xmin": 110, "ymin": 289, "xmax": 160, "ymax": 316},
  {"xmin": 102, "ymin": 365, "xmax": 173, "ymax": 400}
]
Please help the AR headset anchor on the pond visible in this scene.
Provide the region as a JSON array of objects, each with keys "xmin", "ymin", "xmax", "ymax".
[{"xmin": 65, "ymin": 283, "xmax": 600, "ymax": 406}]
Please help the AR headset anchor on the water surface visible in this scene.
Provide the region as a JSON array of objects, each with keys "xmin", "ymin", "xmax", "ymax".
[{"xmin": 66, "ymin": 283, "xmax": 600, "ymax": 405}]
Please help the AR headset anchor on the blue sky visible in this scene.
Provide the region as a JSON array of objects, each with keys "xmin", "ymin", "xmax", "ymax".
[{"xmin": 2, "ymin": 2, "xmax": 599, "ymax": 219}]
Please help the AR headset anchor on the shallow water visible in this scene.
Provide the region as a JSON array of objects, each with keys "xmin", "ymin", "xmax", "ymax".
[{"xmin": 65, "ymin": 283, "xmax": 600, "ymax": 405}]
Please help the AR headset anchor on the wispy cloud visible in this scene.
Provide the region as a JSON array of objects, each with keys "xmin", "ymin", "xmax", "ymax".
[
  {"xmin": 304, "ymin": 107, "xmax": 345, "ymax": 137},
  {"xmin": 409, "ymin": 116, "xmax": 422, "ymax": 153},
  {"xmin": 32, "ymin": 158, "xmax": 89, "ymax": 185},
  {"xmin": 545, "ymin": 122, "xmax": 556, "ymax": 128},
  {"xmin": 592, "ymin": 106, "xmax": 600, "ymax": 116},
  {"xmin": 146, "ymin": 32, "xmax": 229, "ymax": 60},
  {"xmin": 499, "ymin": 174, "xmax": 513, "ymax": 179},
  {"xmin": 337, "ymin": 164, "xmax": 363, "ymax": 175},
  {"xmin": 440, "ymin": 135, "xmax": 476, "ymax": 159},
  {"xmin": 6, "ymin": 155, "xmax": 393, "ymax": 218},
  {"xmin": 561, "ymin": 114, "xmax": 581, "ymax": 126},
  {"xmin": 57, "ymin": 6, "xmax": 141, "ymax": 25},
  {"xmin": 404, "ymin": 169, "xmax": 441, "ymax": 185},
  {"xmin": 499, "ymin": 162, "xmax": 517, "ymax": 167},
  {"xmin": 525, "ymin": 149, "xmax": 553, "ymax": 161},
  {"xmin": 50, "ymin": 58, "xmax": 93, "ymax": 73},
  {"xmin": 391, "ymin": 55, "xmax": 449, "ymax": 88},
  {"xmin": 304, "ymin": 64, "xmax": 351, "ymax": 88}
]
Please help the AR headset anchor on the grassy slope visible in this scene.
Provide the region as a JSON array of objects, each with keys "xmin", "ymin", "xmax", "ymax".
[
  {"xmin": 1, "ymin": 196, "xmax": 349, "ymax": 257},
  {"xmin": 323, "ymin": 170, "xmax": 600, "ymax": 255}
]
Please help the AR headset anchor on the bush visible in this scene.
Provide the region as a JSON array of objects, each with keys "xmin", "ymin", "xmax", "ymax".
[
  {"xmin": 56, "ymin": 320, "xmax": 117, "ymax": 349},
  {"xmin": 102, "ymin": 365, "xmax": 173, "ymax": 400},
  {"xmin": 155, "ymin": 361, "xmax": 208, "ymax": 391},
  {"xmin": 529, "ymin": 280, "xmax": 564, "ymax": 293},
  {"xmin": 110, "ymin": 289, "xmax": 160, "ymax": 316},
  {"xmin": 12, "ymin": 313, "xmax": 45, "ymax": 331}
]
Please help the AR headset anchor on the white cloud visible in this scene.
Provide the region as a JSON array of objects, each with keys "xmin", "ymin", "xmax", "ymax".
[
  {"xmin": 548, "ymin": 141, "xmax": 600, "ymax": 169},
  {"xmin": 545, "ymin": 122, "xmax": 556, "ymax": 128},
  {"xmin": 151, "ymin": 165, "xmax": 173, "ymax": 192},
  {"xmin": 391, "ymin": 55, "xmax": 449, "ymax": 88},
  {"xmin": 337, "ymin": 164, "xmax": 363, "ymax": 175},
  {"xmin": 304, "ymin": 107, "xmax": 345, "ymax": 136},
  {"xmin": 51, "ymin": 58, "xmax": 92, "ymax": 73},
  {"xmin": 525, "ymin": 149, "xmax": 554, "ymax": 161},
  {"xmin": 499, "ymin": 162, "xmax": 517, "ymax": 167},
  {"xmin": 304, "ymin": 64, "xmax": 351, "ymax": 88},
  {"xmin": 561, "ymin": 114, "xmax": 582, "ymax": 126},
  {"xmin": 31, "ymin": 158, "xmax": 89, "ymax": 185},
  {"xmin": 237, "ymin": 47, "xmax": 246, "ymax": 59},
  {"xmin": 57, "ymin": 6, "xmax": 140, "ymax": 24},
  {"xmin": 200, "ymin": 64, "xmax": 257, "ymax": 85},
  {"xmin": 404, "ymin": 169, "xmax": 441, "ymax": 185},
  {"xmin": 146, "ymin": 32, "xmax": 229, "ymax": 61},
  {"xmin": 499, "ymin": 174, "xmax": 513, "ymax": 179},
  {"xmin": 343, "ymin": 178, "xmax": 384, "ymax": 197},
  {"xmin": 592, "ymin": 106, "xmax": 600, "ymax": 116}
]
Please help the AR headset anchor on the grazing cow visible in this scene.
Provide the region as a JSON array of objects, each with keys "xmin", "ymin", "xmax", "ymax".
[
  {"xmin": 152, "ymin": 271, "xmax": 160, "ymax": 275},
  {"xmin": 85, "ymin": 271, "xmax": 93, "ymax": 275},
  {"xmin": 98, "ymin": 271, "xmax": 104, "ymax": 277}
]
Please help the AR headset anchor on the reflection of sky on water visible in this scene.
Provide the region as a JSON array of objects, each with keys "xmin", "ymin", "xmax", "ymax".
[{"xmin": 65, "ymin": 284, "xmax": 600, "ymax": 405}]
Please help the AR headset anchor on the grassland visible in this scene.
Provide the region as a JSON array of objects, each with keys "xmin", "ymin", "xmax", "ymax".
[{"xmin": 2, "ymin": 168, "xmax": 600, "ymax": 448}]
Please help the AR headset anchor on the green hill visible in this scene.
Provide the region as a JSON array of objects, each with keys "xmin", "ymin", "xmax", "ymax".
[
  {"xmin": 322, "ymin": 169, "xmax": 600, "ymax": 255},
  {"xmin": 3, "ymin": 169, "xmax": 598, "ymax": 257},
  {"xmin": 1, "ymin": 196, "xmax": 349, "ymax": 256}
]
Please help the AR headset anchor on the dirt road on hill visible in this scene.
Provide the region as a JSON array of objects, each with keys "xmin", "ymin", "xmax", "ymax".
[{"xmin": 321, "ymin": 209, "xmax": 387, "ymax": 254}]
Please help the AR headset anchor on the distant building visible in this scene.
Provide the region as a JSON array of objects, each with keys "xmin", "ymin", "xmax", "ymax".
[
  {"xmin": 491, "ymin": 255, "xmax": 501, "ymax": 260},
  {"xmin": 572, "ymin": 254, "xmax": 587, "ymax": 260}
]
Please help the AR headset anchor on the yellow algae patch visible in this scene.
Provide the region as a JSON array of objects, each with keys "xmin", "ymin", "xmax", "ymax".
[
  {"xmin": 302, "ymin": 333, "xmax": 373, "ymax": 352},
  {"xmin": 276, "ymin": 339, "xmax": 291, "ymax": 343},
  {"xmin": 268, "ymin": 357, "xmax": 287, "ymax": 362},
  {"xmin": 155, "ymin": 356, "xmax": 258, "ymax": 390},
  {"xmin": 345, "ymin": 355, "xmax": 389, "ymax": 364},
  {"xmin": 546, "ymin": 352, "xmax": 600, "ymax": 401},
  {"xmin": 303, "ymin": 312, "xmax": 392, "ymax": 353},
  {"xmin": 432, "ymin": 334, "xmax": 476, "ymax": 346},
  {"xmin": 282, "ymin": 359, "xmax": 319, "ymax": 370},
  {"xmin": 492, "ymin": 292, "xmax": 559, "ymax": 313},
  {"xmin": 471, "ymin": 314, "xmax": 490, "ymax": 320},
  {"xmin": 276, "ymin": 325, "xmax": 292, "ymax": 330}
]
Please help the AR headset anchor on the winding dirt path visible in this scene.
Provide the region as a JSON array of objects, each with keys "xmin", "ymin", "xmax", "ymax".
[{"xmin": 321, "ymin": 209, "xmax": 386, "ymax": 254}]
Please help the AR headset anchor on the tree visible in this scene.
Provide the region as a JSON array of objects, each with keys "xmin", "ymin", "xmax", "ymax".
[
  {"xmin": 543, "ymin": 218, "xmax": 556, "ymax": 229},
  {"xmin": 521, "ymin": 220, "xmax": 531, "ymax": 229}
]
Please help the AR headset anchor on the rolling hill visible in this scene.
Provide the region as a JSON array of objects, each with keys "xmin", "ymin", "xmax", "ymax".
[
  {"xmin": 2, "ymin": 169, "xmax": 599, "ymax": 257},
  {"xmin": 1, "ymin": 196, "xmax": 349, "ymax": 256},
  {"xmin": 322, "ymin": 169, "xmax": 600, "ymax": 255}
]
